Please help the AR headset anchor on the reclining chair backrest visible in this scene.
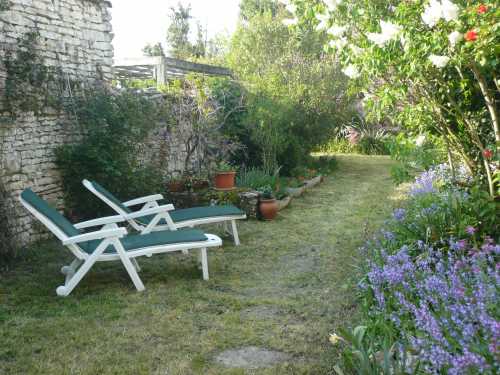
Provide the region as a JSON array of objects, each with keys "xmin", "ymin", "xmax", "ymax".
[{"xmin": 19, "ymin": 189, "xmax": 81, "ymax": 242}]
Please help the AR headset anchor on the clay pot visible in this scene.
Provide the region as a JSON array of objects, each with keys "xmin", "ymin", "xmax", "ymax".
[
  {"xmin": 259, "ymin": 198, "xmax": 279, "ymax": 221},
  {"xmin": 192, "ymin": 179, "xmax": 209, "ymax": 190},
  {"xmin": 214, "ymin": 171, "xmax": 236, "ymax": 190},
  {"xmin": 168, "ymin": 180, "xmax": 185, "ymax": 192}
]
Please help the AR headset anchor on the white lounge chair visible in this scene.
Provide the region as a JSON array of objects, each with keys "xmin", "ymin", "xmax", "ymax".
[
  {"xmin": 83, "ymin": 180, "xmax": 247, "ymax": 245},
  {"xmin": 19, "ymin": 188, "xmax": 222, "ymax": 297}
]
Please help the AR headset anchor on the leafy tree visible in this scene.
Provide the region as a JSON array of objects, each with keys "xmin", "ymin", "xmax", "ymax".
[
  {"xmin": 142, "ymin": 43, "xmax": 164, "ymax": 57},
  {"xmin": 191, "ymin": 22, "xmax": 207, "ymax": 58},
  {"xmin": 166, "ymin": 2, "xmax": 193, "ymax": 59},
  {"xmin": 228, "ymin": 10, "xmax": 353, "ymax": 173},
  {"xmin": 239, "ymin": 0, "xmax": 279, "ymax": 20}
]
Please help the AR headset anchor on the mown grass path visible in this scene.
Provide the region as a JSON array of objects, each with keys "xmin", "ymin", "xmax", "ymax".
[{"xmin": 0, "ymin": 155, "xmax": 403, "ymax": 374}]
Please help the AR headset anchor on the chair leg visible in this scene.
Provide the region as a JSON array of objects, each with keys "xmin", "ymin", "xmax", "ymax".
[
  {"xmin": 61, "ymin": 258, "xmax": 82, "ymax": 276},
  {"xmin": 231, "ymin": 220, "xmax": 241, "ymax": 246},
  {"xmin": 56, "ymin": 249, "xmax": 105, "ymax": 297},
  {"xmin": 182, "ymin": 226, "xmax": 195, "ymax": 255},
  {"xmin": 131, "ymin": 258, "xmax": 141, "ymax": 273},
  {"xmin": 200, "ymin": 248, "xmax": 209, "ymax": 280},
  {"xmin": 114, "ymin": 241, "xmax": 145, "ymax": 292},
  {"xmin": 63, "ymin": 259, "xmax": 83, "ymax": 285}
]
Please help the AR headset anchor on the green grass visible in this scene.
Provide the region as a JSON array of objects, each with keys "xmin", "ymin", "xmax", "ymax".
[{"xmin": 0, "ymin": 155, "xmax": 405, "ymax": 374}]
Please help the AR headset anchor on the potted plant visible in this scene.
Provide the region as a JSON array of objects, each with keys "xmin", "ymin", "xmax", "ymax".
[
  {"xmin": 214, "ymin": 161, "xmax": 236, "ymax": 190},
  {"xmin": 257, "ymin": 185, "xmax": 279, "ymax": 221},
  {"xmin": 167, "ymin": 177, "xmax": 185, "ymax": 193}
]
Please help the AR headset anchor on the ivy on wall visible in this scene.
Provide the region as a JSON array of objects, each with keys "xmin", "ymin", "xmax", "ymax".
[
  {"xmin": 0, "ymin": 0, "xmax": 11, "ymax": 11},
  {"xmin": 2, "ymin": 32, "xmax": 69, "ymax": 116}
]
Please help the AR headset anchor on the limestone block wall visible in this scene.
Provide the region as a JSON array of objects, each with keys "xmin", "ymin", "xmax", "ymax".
[{"xmin": 0, "ymin": 0, "xmax": 113, "ymax": 246}]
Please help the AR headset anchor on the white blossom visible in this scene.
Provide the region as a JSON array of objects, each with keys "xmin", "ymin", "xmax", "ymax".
[
  {"xmin": 278, "ymin": 0, "xmax": 291, "ymax": 5},
  {"xmin": 282, "ymin": 18, "xmax": 298, "ymax": 26},
  {"xmin": 380, "ymin": 20, "xmax": 402, "ymax": 40},
  {"xmin": 285, "ymin": 4, "xmax": 297, "ymax": 14},
  {"xmin": 350, "ymin": 45, "xmax": 363, "ymax": 55},
  {"xmin": 324, "ymin": 0, "xmax": 342, "ymax": 11},
  {"xmin": 316, "ymin": 12, "xmax": 330, "ymax": 23},
  {"xmin": 422, "ymin": 0, "xmax": 443, "ymax": 27},
  {"xmin": 429, "ymin": 54, "xmax": 450, "ymax": 68},
  {"xmin": 422, "ymin": 0, "xmax": 460, "ymax": 27},
  {"xmin": 415, "ymin": 135, "xmax": 426, "ymax": 147},
  {"xmin": 328, "ymin": 38, "xmax": 347, "ymax": 50},
  {"xmin": 367, "ymin": 20, "xmax": 402, "ymax": 47},
  {"xmin": 342, "ymin": 64, "xmax": 360, "ymax": 79},
  {"xmin": 316, "ymin": 20, "xmax": 329, "ymax": 31},
  {"xmin": 448, "ymin": 31, "xmax": 462, "ymax": 48},
  {"xmin": 441, "ymin": 0, "xmax": 459, "ymax": 21},
  {"xmin": 367, "ymin": 32, "xmax": 388, "ymax": 47},
  {"xmin": 316, "ymin": 13, "xmax": 330, "ymax": 31},
  {"xmin": 327, "ymin": 25, "xmax": 347, "ymax": 37}
]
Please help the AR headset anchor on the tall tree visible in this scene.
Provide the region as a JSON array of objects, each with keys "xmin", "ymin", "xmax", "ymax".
[
  {"xmin": 166, "ymin": 3, "xmax": 193, "ymax": 59},
  {"xmin": 239, "ymin": 0, "xmax": 279, "ymax": 21},
  {"xmin": 191, "ymin": 22, "xmax": 207, "ymax": 58},
  {"xmin": 142, "ymin": 43, "xmax": 164, "ymax": 57}
]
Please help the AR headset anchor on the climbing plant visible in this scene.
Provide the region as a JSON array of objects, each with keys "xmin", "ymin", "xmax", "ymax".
[
  {"xmin": 0, "ymin": 0, "xmax": 11, "ymax": 11},
  {"xmin": 2, "ymin": 31, "xmax": 68, "ymax": 116}
]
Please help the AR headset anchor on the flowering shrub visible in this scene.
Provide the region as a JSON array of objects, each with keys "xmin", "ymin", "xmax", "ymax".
[
  {"xmin": 333, "ymin": 166, "xmax": 499, "ymax": 373},
  {"xmin": 284, "ymin": 0, "xmax": 499, "ymax": 196}
]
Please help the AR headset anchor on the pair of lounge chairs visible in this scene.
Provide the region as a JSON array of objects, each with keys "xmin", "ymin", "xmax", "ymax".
[{"xmin": 19, "ymin": 181, "xmax": 246, "ymax": 297}]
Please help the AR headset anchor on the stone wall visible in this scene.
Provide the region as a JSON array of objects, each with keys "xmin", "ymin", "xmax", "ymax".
[
  {"xmin": 137, "ymin": 88, "xmax": 217, "ymax": 180},
  {"xmin": 0, "ymin": 0, "xmax": 113, "ymax": 245}
]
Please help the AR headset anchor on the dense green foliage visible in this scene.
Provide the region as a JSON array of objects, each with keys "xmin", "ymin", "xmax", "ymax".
[
  {"xmin": 226, "ymin": 6, "xmax": 353, "ymax": 175},
  {"xmin": 239, "ymin": 0, "xmax": 279, "ymax": 20},
  {"xmin": 55, "ymin": 90, "xmax": 164, "ymax": 220},
  {"xmin": 387, "ymin": 134, "xmax": 446, "ymax": 184}
]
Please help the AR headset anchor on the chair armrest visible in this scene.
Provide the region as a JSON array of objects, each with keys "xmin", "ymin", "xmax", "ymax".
[
  {"xmin": 123, "ymin": 194, "xmax": 164, "ymax": 207},
  {"xmin": 125, "ymin": 204, "xmax": 175, "ymax": 220},
  {"xmin": 74, "ymin": 215, "xmax": 126, "ymax": 229},
  {"xmin": 63, "ymin": 228, "xmax": 127, "ymax": 245}
]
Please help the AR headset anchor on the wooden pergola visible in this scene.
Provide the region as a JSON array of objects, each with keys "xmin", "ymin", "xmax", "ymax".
[{"xmin": 113, "ymin": 56, "xmax": 232, "ymax": 85}]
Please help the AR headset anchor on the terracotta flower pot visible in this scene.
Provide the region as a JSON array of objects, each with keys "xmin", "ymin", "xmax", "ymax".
[
  {"xmin": 214, "ymin": 171, "xmax": 236, "ymax": 190},
  {"xmin": 192, "ymin": 179, "xmax": 209, "ymax": 190},
  {"xmin": 168, "ymin": 180, "xmax": 185, "ymax": 192},
  {"xmin": 259, "ymin": 198, "xmax": 279, "ymax": 221}
]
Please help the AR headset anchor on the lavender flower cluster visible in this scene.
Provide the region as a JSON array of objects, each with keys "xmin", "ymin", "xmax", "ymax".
[
  {"xmin": 409, "ymin": 163, "xmax": 472, "ymax": 197},
  {"xmin": 368, "ymin": 238, "xmax": 499, "ymax": 373},
  {"xmin": 361, "ymin": 165, "xmax": 498, "ymax": 372}
]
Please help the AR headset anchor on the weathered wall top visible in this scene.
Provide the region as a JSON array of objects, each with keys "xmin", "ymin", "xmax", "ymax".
[{"xmin": 0, "ymin": 0, "xmax": 114, "ymax": 92}]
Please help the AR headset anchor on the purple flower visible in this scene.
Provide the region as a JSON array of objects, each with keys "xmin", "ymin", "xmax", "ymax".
[
  {"xmin": 466, "ymin": 226, "xmax": 476, "ymax": 235},
  {"xmin": 364, "ymin": 237, "xmax": 499, "ymax": 373},
  {"xmin": 392, "ymin": 208, "xmax": 406, "ymax": 221},
  {"xmin": 410, "ymin": 169, "xmax": 438, "ymax": 196}
]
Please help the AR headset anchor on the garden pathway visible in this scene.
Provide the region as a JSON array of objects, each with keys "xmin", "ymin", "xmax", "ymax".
[{"xmin": 0, "ymin": 155, "xmax": 403, "ymax": 374}]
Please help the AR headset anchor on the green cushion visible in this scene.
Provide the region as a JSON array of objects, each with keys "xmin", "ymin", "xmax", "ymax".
[
  {"xmin": 21, "ymin": 189, "xmax": 81, "ymax": 237},
  {"xmin": 79, "ymin": 229, "xmax": 208, "ymax": 254},
  {"xmin": 136, "ymin": 205, "xmax": 245, "ymax": 226},
  {"xmin": 90, "ymin": 181, "xmax": 132, "ymax": 214}
]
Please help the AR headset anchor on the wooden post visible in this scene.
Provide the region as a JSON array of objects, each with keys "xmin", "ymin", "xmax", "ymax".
[{"xmin": 156, "ymin": 56, "xmax": 166, "ymax": 86}]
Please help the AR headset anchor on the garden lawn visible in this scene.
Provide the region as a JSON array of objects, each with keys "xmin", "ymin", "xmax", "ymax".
[{"xmin": 0, "ymin": 155, "xmax": 404, "ymax": 374}]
